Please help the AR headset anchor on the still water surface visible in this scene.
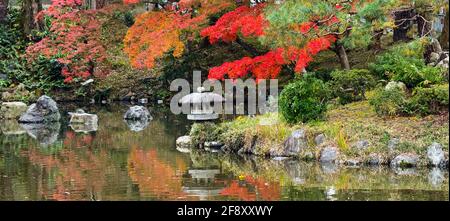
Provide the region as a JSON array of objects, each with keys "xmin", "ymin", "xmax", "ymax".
[{"xmin": 0, "ymin": 104, "xmax": 448, "ymax": 201}]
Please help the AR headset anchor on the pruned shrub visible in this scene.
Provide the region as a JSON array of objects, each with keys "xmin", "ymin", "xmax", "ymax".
[
  {"xmin": 369, "ymin": 87, "xmax": 408, "ymax": 116},
  {"xmin": 407, "ymin": 84, "xmax": 449, "ymax": 115},
  {"xmin": 279, "ymin": 74, "xmax": 330, "ymax": 123},
  {"xmin": 330, "ymin": 69, "xmax": 376, "ymax": 104}
]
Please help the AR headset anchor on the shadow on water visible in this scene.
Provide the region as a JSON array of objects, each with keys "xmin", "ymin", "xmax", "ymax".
[{"xmin": 0, "ymin": 103, "xmax": 448, "ymax": 201}]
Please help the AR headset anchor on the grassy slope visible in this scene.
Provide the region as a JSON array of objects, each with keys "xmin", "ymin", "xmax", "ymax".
[{"xmin": 212, "ymin": 99, "xmax": 448, "ymax": 164}]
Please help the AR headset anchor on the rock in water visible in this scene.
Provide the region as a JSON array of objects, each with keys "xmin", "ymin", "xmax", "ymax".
[
  {"xmin": 0, "ymin": 120, "xmax": 26, "ymax": 135},
  {"xmin": 20, "ymin": 122, "xmax": 61, "ymax": 146},
  {"xmin": 18, "ymin": 96, "xmax": 61, "ymax": 123},
  {"xmin": 68, "ymin": 109, "xmax": 98, "ymax": 133},
  {"xmin": 428, "ymin": 168, "xmax": 444, "ymax": 187},
  {"xmin": 283, "ymin": 129, "xmax": 308, "ymax": 156},
  {"xmin": 344, "ymin": 158, "xmax": 361, "ymax": 166},
  {"xmin": 319, "ymin": 146, "xmax": 339, "ymax": 163},
  {"xmin": 123, "ymin": 106, "xmax": 152, "ymax": 132},
  {"xmin": 390, "ymin": 153, "xmax": 419, "ymax": 168},
  {"xmin": 123, "ymin": 106, "xmax": 151, "ymax": 120},
  {"xmin": 427, "ymin": 142, "xmax": 445, "ymax": 167},
  {"xmin": 0, "ymin": 102, "xmax": 28, "ymax": 119},
  {"xmin": 366, "ymin": 153, "xmax": 384, "ymax": 166},
  {"xmin": 124, "ymin": 118, "xmax": 150, "ymax": 132},
  {"xmin": 176, "ymin": 136, "xmax": 192, "ymax": 150},
  {"xmin": 69, "ymin": 110, "xmax": 98, "ymax": 125}
]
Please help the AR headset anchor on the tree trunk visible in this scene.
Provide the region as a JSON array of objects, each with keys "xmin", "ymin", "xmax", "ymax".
[
  {"xmin": 417, "ymin": 14, "xmax": 432, "ymax": 37},
  {"xmin": 369, "ymin": 29, "xmax": 383, "ymax": 51},
  {"xmin": 22, "ymin": 0, "xmax": 42, "ymax": 37},
  {"xmin": 0, "ymin": 0, "xmax": 8, "ymax": 24},
  {"xmin": 439, "ymin": 9, "xmax": 449, "ymax": 50},
  {"xmin": 393, "ymin": 8, "xmax": 414, "ymax": 42},
  {"xmin": 335, "ymin": 44, "xmax": 350, "ymax": 70}
]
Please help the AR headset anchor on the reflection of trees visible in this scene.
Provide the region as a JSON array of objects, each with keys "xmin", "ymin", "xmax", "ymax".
[
  {"xmin": 23, "ymin": 139, "xmax": 122, "ymax": 201},
  {"xmin": 0, "ymin": 104, "xmax": 191, "ymax": 200},
  {"xmin": 219, "ymin": 155, "xmax": 449, "ymax": 200},
  {"xmin": 186, "ymin": 150, "xmax": 281, "ymax": 201},
  {"xmin": 127, "ymin": 147, "xmax": 195, "ymax": 200},
  {"xmin": 220, "ymin": 176, "xmax": 281, "ymax": 201}
]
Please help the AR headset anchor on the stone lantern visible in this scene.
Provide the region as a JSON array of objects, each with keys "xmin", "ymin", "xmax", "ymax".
[{"xmin": 179, "ymin": 87, "xmax": 225, "ymax": 121}]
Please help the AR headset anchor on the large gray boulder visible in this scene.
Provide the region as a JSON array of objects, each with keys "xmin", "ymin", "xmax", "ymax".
[
  {"xmin": 18, "ymin": 96, "xmax": 60, "ymax": 123},
  {"xmin": 0, "ymin": 102, "xmax": 28, "ymax": 119},
  {"xmin": 319, "ymin": 146, "xmax": 339, "ymax": 163},
  {"xmin": 427, "ymin": 142, "xmax": 445, "ymax": 167},
  {"xmin": 282, "ymin": 129, "xmax": 308, "ymax": 156},
  {"xmin": 390, "ymin": 153, "xmax": 419, "ymax": 168}
]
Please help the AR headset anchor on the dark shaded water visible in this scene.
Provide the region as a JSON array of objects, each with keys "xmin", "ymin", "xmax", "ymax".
[{"xmin": 0, "ymin": 104, "xmax": 448, "ymax": 201}]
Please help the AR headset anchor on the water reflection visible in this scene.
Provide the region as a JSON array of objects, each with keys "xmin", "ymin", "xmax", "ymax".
[
  {"xmin": 0, "ymin": 104, "xmax": 448, "ymax": 201},
  {"xmin": 20, "ymin": 123, "xmax": 61, "ymax": 147}
]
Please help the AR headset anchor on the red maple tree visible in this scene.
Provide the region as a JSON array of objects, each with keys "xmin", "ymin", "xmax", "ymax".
[
  {"xmin": 202, "ymin": 4, "xmax": 337, "ymax": 81},
  {"xmin": 26, "ymin": 0, "xmax": 108, "ymax": 83}
]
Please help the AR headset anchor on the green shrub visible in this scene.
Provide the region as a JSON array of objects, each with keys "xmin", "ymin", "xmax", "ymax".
[
  {"xmin": 19, "ymin": 56, "xmax": 67, "ymax": 92},
  {"xmin": 330, "ymin": 69, "xmax": 376, "ymax": 104},
  {"xmin": 279, "ymin": 74, "xmax": 330, "ymax": 123},
  {"xmin": 407, "ymin": 84, "xmax": 449, "ymax": 115},
  {"xmin": 369, "ymin": 39, "xmax": 445, "ymax": 88},
  {"xmin": 189, "ymin": 122, "xmax": 224, "ymax": 147},
  {"xmin": 369, "ymin": 87, "xmax": 408, "ymax": 116},
  {"xmin": 0, "ymin": 9, "xmax": 28, "ymax": 86}
]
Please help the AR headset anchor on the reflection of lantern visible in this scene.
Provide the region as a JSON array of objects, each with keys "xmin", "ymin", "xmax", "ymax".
[
  {"xmin": 179, "ymin": 87, "xmax": 225, "ymax": 121},
  {"xmin": 182, "ymin": 169, "xmax": 225, "ymax": 200}
]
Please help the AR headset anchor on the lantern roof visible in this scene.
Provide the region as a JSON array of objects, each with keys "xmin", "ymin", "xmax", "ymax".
[{"xmin": 179, "ymin": 87, "xmax": 225, "ymax": 104}]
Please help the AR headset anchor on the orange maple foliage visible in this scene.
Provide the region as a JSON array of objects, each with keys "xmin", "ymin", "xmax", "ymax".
[
  {"xmin": 124, "ymin": 12, "xmax": 185, "ymax": 69},
  {"xmin": 123, "ymin": 0, "xmax": 234, "ymax": 69}
]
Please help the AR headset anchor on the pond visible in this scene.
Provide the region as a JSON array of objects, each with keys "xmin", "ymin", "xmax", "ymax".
[{"xmin": 0, "ymin": 103, "xmax": 448, "ymax": 201}]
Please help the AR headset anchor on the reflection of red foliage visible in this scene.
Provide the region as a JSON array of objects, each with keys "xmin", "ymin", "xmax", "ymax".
[
  {"xmin": 123, "ymin": 0, "xmax": 139, "ymax": 4},
  {"xmin": 220, "ymin": 176, "xmax": 280, "ymax": 201},
  {"xmin": 63, "ymin": 131, "xmax": 94, "ymax": 147},
  {"xmin": 24, "ymin": 146, "xmax": 110, "ymax": 200},
  {"xmin": 127, "ymin": 148, "xmax": 194, "ymax": 200}
]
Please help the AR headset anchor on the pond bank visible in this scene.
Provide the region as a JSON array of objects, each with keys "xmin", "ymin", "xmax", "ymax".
[{"xmin": 184, "ymin": 101, "xmax": 449, "ymax": 169}]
